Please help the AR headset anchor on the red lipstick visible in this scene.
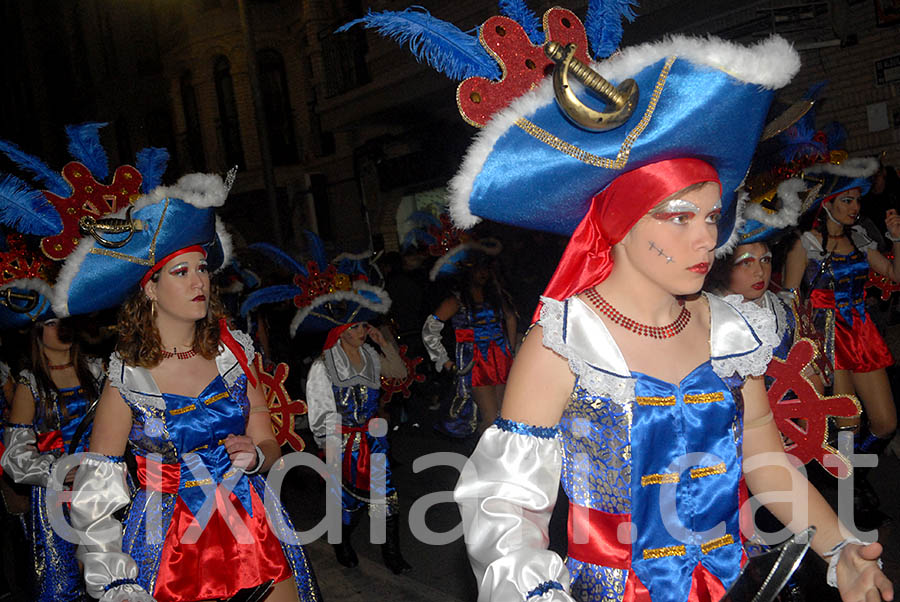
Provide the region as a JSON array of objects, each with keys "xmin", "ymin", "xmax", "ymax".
[
  {"xmin": 192, "ymin": 295, "xmax": 206, "ymax": 302},
  {"xmin": 688, "ymin": 262, "xmax": 710, "ymax": 274},
  {"xmin": 751, "ymin": 281, "xmax": 766, "ymax": 291}
]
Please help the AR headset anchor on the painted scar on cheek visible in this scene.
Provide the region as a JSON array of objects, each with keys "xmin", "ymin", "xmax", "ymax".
[{"xmin": 649, "ymin": 240, "xmax": 674, "ymax": 263}]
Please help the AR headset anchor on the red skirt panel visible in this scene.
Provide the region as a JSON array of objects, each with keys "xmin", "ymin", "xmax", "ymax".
[
  {"xmin": 471, "ymin": 341, "xmax": 513, "ymax": 387},
  {"xmin": 154, "ymin": 485, "xmax": 291, "ymax": 601},
  {"xmin": 834, "ymin": 312, "xmax": 894, "ymax": 372}
]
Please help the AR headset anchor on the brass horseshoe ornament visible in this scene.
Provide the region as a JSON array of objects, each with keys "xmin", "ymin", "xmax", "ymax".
[
  {"xmin": 79, "ymin": 206, "xmax": 144, "ymax": 249},
  {"xmin": 0, "ymin": 288, "xmax": 40, "ymax": 313},
  {"xmin": 545, "ymin": 41, "xmax": 639, "ymax": 131}
]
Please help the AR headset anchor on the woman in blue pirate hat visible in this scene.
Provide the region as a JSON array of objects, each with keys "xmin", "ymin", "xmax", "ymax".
[
  {"xmin": 51, "ymin": 160, "xmax": 321, "ymax": 600},
  {"xmin": 414, "ymin": 212, "xmax": 517, "ymax": 438},
  {"xmin": 241, "ymin": 232, "xmax": 411, "ymax": 574},
  {"xmin": 343, "ymin": 2, "xmax": 892, "ymax": 601},
  {"xmin": 0, "ymin": 123, "xmax": 154, "ymax": 602},
  {"xmin": 779, "ymin": 113, "xmax": 898, "ymax": 530}
]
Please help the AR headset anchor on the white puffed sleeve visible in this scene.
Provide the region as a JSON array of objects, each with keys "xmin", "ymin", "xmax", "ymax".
[
  {"xmin": 1, "ymin": 425, "xmax": 54, "ymax": 487},
  {"xmin": 422, "ymin": 314, "xmax": 450, "ymax": 371},
  {"xmin": 69, "ymin": 454, "xmax": 155, "ymax": 601},
  {"xmin": 454, "ymin": 423, "xmax": 573, "ymax": 602},
  {"xmin": 305, "ymin": 359, "xmax": 338, "ymax": 449}
]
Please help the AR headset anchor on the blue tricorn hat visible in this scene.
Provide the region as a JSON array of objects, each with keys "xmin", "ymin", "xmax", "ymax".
[
  {"xmin": 0, "ymin": 122, "xmax": 173, "ymax": 327},
  {"xmin": 447, "ymin": 35, "xmax": 799, "ymax": 252},
  {"xmin": 342, "ymin": 4, "xmax": 799, "ymax": 253},
  {"xmin": 52, "ymin": 172, "xmax": 234, "ymax": 317}
]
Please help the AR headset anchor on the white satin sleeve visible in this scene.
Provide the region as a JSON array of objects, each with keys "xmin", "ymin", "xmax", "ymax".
[
  {"xmin": 422, "ymin": 314, "xmax": 450, "ymax": 371},
  {"xmin": 454, "ymin": 424, "xmax": 573, "ymax": 602},
  {"xmin": 305, "ymin": 358, "xmax": 338, "ymax": 449},
  {"xmin": 69, "ymin": 454, "xmax": 155, "ymax": 601},
  {"xmin": 1, "ymin": 425, "xmax": 54, "ymax": 487}
]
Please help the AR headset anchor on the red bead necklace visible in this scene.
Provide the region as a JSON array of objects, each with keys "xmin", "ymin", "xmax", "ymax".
[
  {"xmin": 584, "ymin": 288, "xmax": 690, "ymax": 339},
  {"xmin": 161, "ymin": 347, "xmax": 198, "ymax": 360}
]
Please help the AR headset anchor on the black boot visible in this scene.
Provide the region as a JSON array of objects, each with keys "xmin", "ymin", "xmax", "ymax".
[
  {"xmin": 333, "ymin": 512, "xmax": 362, "ymax": 568},
  {"xmin": 381, "ymin": 515, "xmax": 412, "ymax": 574},
  {"xmin": 852, "ymin": 431, "xmax": 894, "ymax": 530}
]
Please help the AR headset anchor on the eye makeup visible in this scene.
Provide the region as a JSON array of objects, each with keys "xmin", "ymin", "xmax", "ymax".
[{"xmin": 651, "ymin": 199, "xmax": 701, "ymax": 220}]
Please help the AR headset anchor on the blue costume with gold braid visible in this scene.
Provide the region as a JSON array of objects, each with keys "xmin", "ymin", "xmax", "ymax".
[
  {"xmin": 0, "ymin": 359, "xmax": 104, "ymax": 602},
  {"xmin": 455, "ymin": 294, "xmax": 778, "ymax": 602}
]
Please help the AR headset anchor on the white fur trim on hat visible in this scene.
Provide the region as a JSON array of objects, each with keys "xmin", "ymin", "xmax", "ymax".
[{"xmin": 803, "ymin": 157, "xmax": 879, "ymax": 179}]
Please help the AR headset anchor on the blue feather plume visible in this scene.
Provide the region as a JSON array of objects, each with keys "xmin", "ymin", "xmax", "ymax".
[
  {"xmin": 337, "ymin": 7, "xmax": 501, "ymax": 81},
  {"xmin": 0, "ymin": 174, "xmax": 63, "ymax": 236},
  {"xmin": 135, "ymin": 147, "xmax": 170, "ymax": 193},
  {"xmin": 65, "ymin": 123, "xmax": 109, "ymax": 181},
  {"xmin": 498, "ymin": 0, "xmax": 542, "ymax": 45},
  {"xmin": 249, "ymin": 242, "xmax": 306, "ymax": 275},
  {"xmin": 0, "ymin": 140, "xmax": 68, "ymax": 197},
  {"xmin": 585, "ymin": 0, "xmax": 637, "ymax": 59},
  {"xmin": 240, "ymin": 285, "xmax": 303, "ymax": 318},
  {"xmin": 303, "ymin": 230, "xmax": 329, "ymax": 271}
]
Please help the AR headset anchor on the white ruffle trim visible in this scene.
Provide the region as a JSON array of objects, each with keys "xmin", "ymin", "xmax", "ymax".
[
  {"xmin": 107, "ymin": 353, "xmax": 165, "ymax": 410},
  {"xmin": 538, "ymin": 297, "xmax": 634, "ymax": 407},
  {"xmin": 715, "ymin": 295, "xmax": 778, "ymax": 379}
]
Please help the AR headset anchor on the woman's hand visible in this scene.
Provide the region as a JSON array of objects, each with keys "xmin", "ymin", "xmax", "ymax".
[
  {"xmin": 836, "ymin": 542, "xmax": 894, "ymax": 601},
  {"xmin": 366, "ymin": 324, "xmax": 388, "ymax": 347},
  {"xmin": 223, "ymin": 434, "xmax": 258, "ymax": 471},
  {"xmin": 886, "ymin": 209, "xmax": 900, "ymax": 241}
]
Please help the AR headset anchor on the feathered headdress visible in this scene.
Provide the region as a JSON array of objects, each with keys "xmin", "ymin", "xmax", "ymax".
[
  {"xmin": 0, "ymin": 123, "xmax": 171, "ymax": 326},
  {"xmin": 239, "ymin": 232, "xmax": 390, "ymax": 337}
]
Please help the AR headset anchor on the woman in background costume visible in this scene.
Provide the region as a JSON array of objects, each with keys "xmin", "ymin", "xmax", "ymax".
[
  {"xmin": 56, "ymin": 160, "xmax": 320, "ymax": 601},
  {"xmin": 421, "ymin": 225, "xmax": 516, "ymax": 437},
  {"xmin": 345, "ymin": 2, "xmax": 893, "ymax": 601},
  {"xmin": 0, "ymin": 125, "xmax": 138, "ymax": 601},
  {"xmin": 783, "ymin": 150, "xmax": 898, "ymax": 528},
  {"xmin": 240, "ymin": 235, "xmax": 411, "ymax": 574}
]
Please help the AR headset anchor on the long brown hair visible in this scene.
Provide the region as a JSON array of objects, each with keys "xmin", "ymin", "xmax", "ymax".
[
  {"xmin": 29, "ymin": 320, "xmax": 100, "ymax": 424},
  {"xmin": 116, "ymin": 281, "xmax": 228, "ymax": 368}
]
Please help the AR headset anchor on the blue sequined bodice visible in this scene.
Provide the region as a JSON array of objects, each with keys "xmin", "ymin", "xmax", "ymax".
[{"xmin": 805, "ymin": 247, "xmax": 869, "ymax": 325}]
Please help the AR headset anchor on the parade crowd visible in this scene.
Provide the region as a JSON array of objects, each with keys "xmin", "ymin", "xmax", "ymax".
[{"xmin": 1, "ymin": 2, "xmax": 900, "ymax": 602}]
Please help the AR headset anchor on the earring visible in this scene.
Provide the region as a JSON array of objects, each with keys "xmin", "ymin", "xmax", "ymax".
[{"xmin": 150, "ymin": 299, "xmax": 157, "ymax": 319}]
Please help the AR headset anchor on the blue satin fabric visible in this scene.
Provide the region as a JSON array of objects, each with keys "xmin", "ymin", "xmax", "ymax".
[
  {"xmin": 63, "ymin": 197, "xmax": 224, "ymax": 316},
  {"xmin": 829, "ymin": 251, "xmax": 869, "ymax": 326},
  {"xmin": 629, "ymin": 364, "xmax": 743, "ymax": 602},
  {"xmin": 147, "ymin": 376, "xmax": 254, "ymax": 518},
  {"xmin": 471, "ymin": 303, "xmax": 511, "ymax": 357},
  {"xmin": 57, "ymin": 386, "xmax": 93, "ymax": 452},
  {"xmin": 470, "ymin": 57, "xmax": 774, "ymax": 247},
  {"xmin": 772, "ymin": 300, "xmax": 796, "ymax": 362}
]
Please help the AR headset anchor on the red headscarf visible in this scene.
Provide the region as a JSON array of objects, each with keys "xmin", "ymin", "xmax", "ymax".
[{"xmin": 536, "ymin": 158, "xmax": 720, "ymax": 320}]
